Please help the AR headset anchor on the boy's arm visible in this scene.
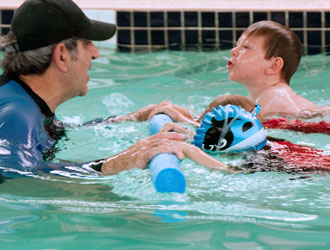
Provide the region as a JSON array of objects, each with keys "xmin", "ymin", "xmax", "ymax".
[
  {"xmin": 171, "ymin": 141, "xmax": 233, "ymax": 173},
  {"xmin": 158, "ymin": 122, "xmax": 234, "ymax": 173},
  {"xmin": 297, "ymin": 106, "xmax": 330, "ymax": 119}
]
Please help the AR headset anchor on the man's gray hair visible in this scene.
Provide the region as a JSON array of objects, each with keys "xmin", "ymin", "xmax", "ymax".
[{"xmin": 0, "ymin": 31, "xmax": 78, "ymax": 76}]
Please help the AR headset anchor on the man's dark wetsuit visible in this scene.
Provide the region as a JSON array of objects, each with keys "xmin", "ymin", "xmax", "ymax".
[{"xmin": 0, "ymin": 74, "xmax": 101, "ymax": 177}]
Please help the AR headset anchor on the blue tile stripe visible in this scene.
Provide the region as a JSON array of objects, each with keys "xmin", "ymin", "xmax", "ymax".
[
  {"xmin": 1, "ymin": 9, "xmax": 330, "ymax": 54},
  {"xmin": 116, "ymin": 10, "xmax": 330, "ymax": 54}
]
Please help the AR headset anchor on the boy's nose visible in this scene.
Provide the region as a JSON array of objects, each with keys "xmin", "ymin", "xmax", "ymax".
[{"xmin": 230, "ymin": 46, "xmax": 238, "ymax": 57}]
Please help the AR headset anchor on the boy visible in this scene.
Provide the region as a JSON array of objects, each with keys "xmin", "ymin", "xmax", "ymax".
[
  {"xmin": 206, "ymin": 20, "xmax": 330, "ymax": 119},
  {"xmin": 142, "ymin": 21, "xmax": 329, "ymax": 123},
  {"xmin": 159, "ymin": 97, "xmax": 330, "ymax": 173}
]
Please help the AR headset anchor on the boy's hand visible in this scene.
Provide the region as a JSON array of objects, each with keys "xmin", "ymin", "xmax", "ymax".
[{"xmin": 147, "ymin": 100, "xmax": 200, "ymax": 126}]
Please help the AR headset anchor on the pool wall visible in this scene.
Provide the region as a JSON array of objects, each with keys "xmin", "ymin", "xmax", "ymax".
[
  {"xmin": 116, "ymin": 10, "xmax": 330, "ymax": 54},
  {"xmin": 1, "ymin": 1, "xmax": 330, "ymax": 54}
]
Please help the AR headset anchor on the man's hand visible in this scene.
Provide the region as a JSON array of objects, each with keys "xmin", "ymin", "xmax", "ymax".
[{"xmin": 101, "ymin": 132, "xmax": 186, "ymax": 175}]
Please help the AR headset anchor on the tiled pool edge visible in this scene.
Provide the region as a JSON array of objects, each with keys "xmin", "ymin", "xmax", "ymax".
[
  {"xmin": 116, "ymin": 10, "xmax": 330, "ymax": 54},
  {"xmin": 1, "ymin": 1, "xmax": 330, "ymax": 54}
]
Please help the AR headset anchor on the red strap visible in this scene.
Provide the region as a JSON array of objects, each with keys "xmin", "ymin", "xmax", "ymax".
[
  {"xmin": 270, "ymin": 140, "xmax": 330, "ymax": 171},
  {"xmin": 263, "ymin": 117, "xmax": 330, "ymax": 135}
]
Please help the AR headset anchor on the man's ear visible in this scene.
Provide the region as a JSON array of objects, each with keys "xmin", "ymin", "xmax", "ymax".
[
  {"xmin": 52, "ymin": 43, "xmax": 70, "ymax": 72},
  {"xmin": 266, "ymin": 57, "xmax": 284, "ymax": 75}
]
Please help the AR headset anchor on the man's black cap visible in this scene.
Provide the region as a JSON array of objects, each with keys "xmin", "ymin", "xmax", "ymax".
[{"xmin": 11, "ymin": 0, "xmax": 117, "ymax": 52}]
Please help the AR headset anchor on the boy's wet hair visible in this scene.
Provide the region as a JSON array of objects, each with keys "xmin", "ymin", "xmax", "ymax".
[{"xmin": 244, "ymin": 20, "xmax": 302, "ymax": 85}]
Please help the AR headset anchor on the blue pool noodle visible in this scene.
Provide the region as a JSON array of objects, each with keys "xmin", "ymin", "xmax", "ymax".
[{"xmin": 148, "ymin": 114, "xmax": 186, "ymax": 193}]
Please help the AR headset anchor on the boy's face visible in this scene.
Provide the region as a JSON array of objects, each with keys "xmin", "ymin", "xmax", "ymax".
[{"xmin": 227, "ymin": 33, "xmax": 270, "ymax": 86}]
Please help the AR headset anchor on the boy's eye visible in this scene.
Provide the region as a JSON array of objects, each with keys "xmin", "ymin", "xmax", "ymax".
[
  {"xmin": 243, "ymin": 45, "xmax": 249, "ymax": 49},
  {"xmin": 235, "ymin": 40, "xmax": 242, "ymax": 47}
]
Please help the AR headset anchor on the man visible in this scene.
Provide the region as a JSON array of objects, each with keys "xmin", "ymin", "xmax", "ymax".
[{"xmin": 0, "ymin": 0, "xmax": 189, "ymax": 176}]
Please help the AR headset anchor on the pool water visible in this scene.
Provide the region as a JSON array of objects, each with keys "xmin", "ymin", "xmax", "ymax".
[{"xmin": 0, "ymin": 49, "xmax": 330, "ymax": 249}]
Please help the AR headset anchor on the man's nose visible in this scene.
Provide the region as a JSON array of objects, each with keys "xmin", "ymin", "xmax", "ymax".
[{"xmin": 90, "ymin": 42, "xmax": 100, "ymax": 59}]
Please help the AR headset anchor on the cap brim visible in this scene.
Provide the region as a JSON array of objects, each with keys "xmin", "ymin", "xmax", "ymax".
[{"xmin": 78, "ymin": 19, "xmax": 117, "ymax": 41}]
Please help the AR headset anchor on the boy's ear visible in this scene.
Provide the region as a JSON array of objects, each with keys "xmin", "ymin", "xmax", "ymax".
[
  {"xmin": 52, "ymin": 43, "xmax": 70, "ymax": 72},
  {"xmin": 266, "ymin": 57, "xmax": 284, "ymax": 75}
]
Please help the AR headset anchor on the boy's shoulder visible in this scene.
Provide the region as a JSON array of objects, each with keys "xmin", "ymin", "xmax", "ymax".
[{"xmin": 259, "ymin": 86, "xmax": 321, "ymax": 117}]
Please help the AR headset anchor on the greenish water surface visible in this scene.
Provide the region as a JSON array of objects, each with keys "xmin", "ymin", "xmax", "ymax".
[{"xmin": 0, "ymin": 49, "xmax": 329, "ymax": 249}]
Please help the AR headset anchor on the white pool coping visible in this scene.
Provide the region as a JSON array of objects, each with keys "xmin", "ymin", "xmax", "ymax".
[{"xmin": 1, "ymin": 0, "xmax": 330, "ymax": 11}]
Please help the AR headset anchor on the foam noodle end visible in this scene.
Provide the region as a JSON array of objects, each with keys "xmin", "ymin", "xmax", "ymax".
[{"xmin": 154, "ymin": 168, "xmax": 186, "ymax": 193}]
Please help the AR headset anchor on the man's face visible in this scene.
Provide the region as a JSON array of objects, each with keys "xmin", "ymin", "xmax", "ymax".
[{"xmin": 67, "ymin": 39, "xmax": 99, "ymax": 97}]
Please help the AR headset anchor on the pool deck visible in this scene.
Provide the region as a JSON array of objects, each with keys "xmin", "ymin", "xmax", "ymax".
[{"xmin": 1, "ymin": 0, "xmax": 330, "ymax": 11}]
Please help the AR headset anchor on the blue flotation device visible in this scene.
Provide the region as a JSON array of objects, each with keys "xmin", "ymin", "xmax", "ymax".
[
  {"xmin": 193, "ymin": 104, "xmax": 267, "ymax": 153},
  {"xmin": 148, "ymin": 114, "xmax": 186, "ymax": 193}
]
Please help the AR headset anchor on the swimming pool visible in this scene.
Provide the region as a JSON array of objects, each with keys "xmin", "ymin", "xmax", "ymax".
[{"xmin": 0, "ymin": 48, "xmax": 330, "ymax": 249}]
